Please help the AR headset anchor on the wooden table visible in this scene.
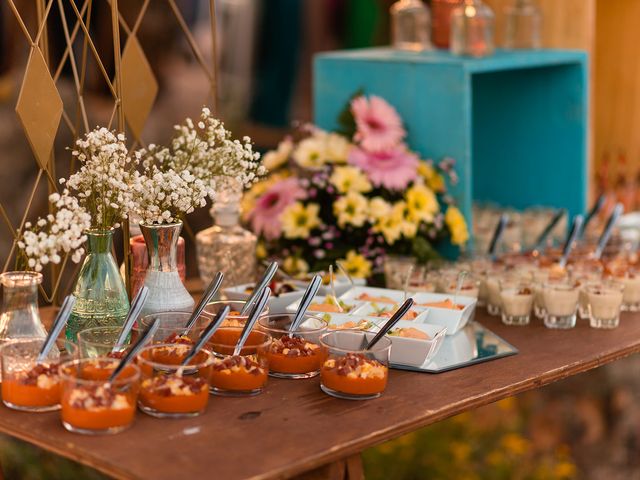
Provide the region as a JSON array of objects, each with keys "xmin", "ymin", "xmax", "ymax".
[{"xmin": 1, "ymin": 308, "xmax": 640, "ymax": 480}]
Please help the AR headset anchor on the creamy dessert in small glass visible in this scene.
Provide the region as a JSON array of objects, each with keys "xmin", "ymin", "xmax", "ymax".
[
  {"xmin": 499, "ymin": 280, "xmax": 534, "ymax": 326},
  {"xmin": 586, "ymin": 282, "xmax": 625, "ymax": 329},
  {"xmin": 612, "ymin": 269, "xmax": 640, "ymax": 312},
  {"xmin": 440, "ymin": 273, "xmax": 480, "ymax": 299},
  {"xmin": 570, "ymin": 262, "xmax": 603, "ymax": 320},
  {"xmin": 542, "ymin": 281, "xmax": 580, "ymax": 329}
]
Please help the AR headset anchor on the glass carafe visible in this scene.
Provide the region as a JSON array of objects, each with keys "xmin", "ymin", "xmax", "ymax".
[
  {"xmin": 0, "ymin": 271, "xmax": 47, "ymax": 341},
  {"xmin": 196, "ymin": 179, "xmax": 257, "ymax": 289},
  {"xmin": 450, "ymin": 0, "xmax": 495, "ymax": 57},
  {"xmin": 67, "ymin": 229, "xmax": 130, "ymax": 341},
  {"xmin": 504, "ymin": 0, "xmax": 542, "ymax": 49},
  {"xmin": 390, "ymin": 0, "xmax": 432, "ymax": 51}
]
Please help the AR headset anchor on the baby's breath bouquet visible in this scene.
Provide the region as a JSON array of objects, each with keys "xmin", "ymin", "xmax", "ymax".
[
  {"xmin": 243, "ymin": 95, "xmax": 468, "ymax": 279},
  {"xmin": 133, "ymin": 107, "xmax": 264, "ymax": 225}
]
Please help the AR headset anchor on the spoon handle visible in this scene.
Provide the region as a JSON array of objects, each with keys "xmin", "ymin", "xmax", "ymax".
[
  {"xmin": 594, "ymin": 203, "xmax": 623, "ymax": 259},
  {"xmin": 488, "ymin": 214, "xmax": 509, "ymax": 258},
  {"xmin": 581, "ymin": 194, "xmax": 606, "ymax": 238},
  {"xmin": 113, "ymin": 286, "xmax": 149, "ymax": 352},
  {"xmin": 109, "ymin": 318, "xmax": 160, "ymax": 382},
  {"xmin": 559, "ymin": 215, "xmax": 583, "ymax": 268},
  {"xmin": 184, "ymin": 271, "xmax": 224, "ymax": 332},
  {"xmin": 234, "ymin": 287, "xmax": 271, "ymax": 356},
  {"xmin": 365, "ymin": 298, "xmax": 414, "ymax": 350},
  {"xmin": 533, "ymin": 209, "xmax": 566, "ymax": 252},
  {"xmin": 37, "ymin": 295, "xmax": 76, "ymax": 363},
  {"xmin": 241, "ymin": 261, "xmax": 278, "ymax": 316},
  {"xmin": 289, "ymin": 274, "xmax": 323, "ymax": 333},
  {"xmin": 181, "ymin": 306, "xmax": 230, "ymax": 366},
  {"xmin": 336, "ymin": 261, "xmax": 354, "ymax": 286}
]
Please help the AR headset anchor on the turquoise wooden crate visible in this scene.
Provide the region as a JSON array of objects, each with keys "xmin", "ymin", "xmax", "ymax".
[{"xmin": 314, "ymin": 48, "xmax": 589, "ymax": 224}]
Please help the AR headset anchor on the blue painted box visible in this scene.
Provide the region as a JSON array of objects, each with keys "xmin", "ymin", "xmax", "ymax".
[{"xmin": 314, "ymin": 48, "xmax": 589, "ymax": 223}]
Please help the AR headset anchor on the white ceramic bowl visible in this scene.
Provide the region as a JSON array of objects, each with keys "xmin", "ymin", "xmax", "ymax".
[
  {"xmin": 222, "ymin": 282, "xmax": 304, "ymax": 314},
  {"xmin": 366, "ymin": 320, "xmax": 446, "ymax": 367}
]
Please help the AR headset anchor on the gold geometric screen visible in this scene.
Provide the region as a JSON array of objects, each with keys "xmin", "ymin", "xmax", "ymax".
[{"xmin": 1, "ymin": 0, "xmax": 218, "ymax": 302}]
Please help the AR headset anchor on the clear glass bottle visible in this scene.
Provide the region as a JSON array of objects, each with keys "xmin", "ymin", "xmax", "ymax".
[
  {"xmin": 504, "ymin": 0, "xmax": 542, "ymax": 49},
  {"xmin": 390, "ymin": 0, "xmax": 432, "ymax": 52},
  {"xmin": 196, "ymin": 179, "xmax": 257, "ymax": 289},
  {"xmin": 67, "ymin": 229, "xmax": 130, "ymax": 341},
  {"xmin": 0, "ymin": 271, "xmax": 47, "ymax": 341},
  {"xmin": 450, "ymin": 0, "xmax": 495, "ymax": 57}
]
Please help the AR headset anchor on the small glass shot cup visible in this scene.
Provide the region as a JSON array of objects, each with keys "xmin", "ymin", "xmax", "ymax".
[
  {"xmin": 498, "ymin": 279, "xmax": 534, "ymax": 326},
  {"xmin": 77, "ymin": 326, "xmax": 130, "ymax": 359},
  {"xmin": 135, "ymin": 311, "xmax": 211, "ymax": 345},
  {"xmin": 137, "ymin": 344, "xmax": 213, "ymax": 418},
  {"xmin": 204, "ymin": 300, "xmax": 270, "ymax": 328},
  {"xmin": 59, "ymin": 358, "xmax": 140, "ymax": 435},
  {"xmin": 542, "ymin": 281, "xmax": 580, "ymax": 329},
  {"xmin": 1, "ymin": 338, "xmax": 77, "ymax": 412},
  {"xmin": 208, "ymin": 327, "xmax": 271, "ymax": 396},
  {"xmin": 440, "ymin": 273, "xmax": 480, "ymax": 299},
  {"xmin": 257, "ymin": 313, "xmax": 327, "ymax": 379},
  {"xmin": 319, "ymin": 330, "xmax": 391, "ymax": 401},
  {"xmin": 612, "ymin": 269, "xmax": 640, "ymax": 312},
  {"xmin": 586, "ymin": 282, "xmax": 625, "ymax": 329}
]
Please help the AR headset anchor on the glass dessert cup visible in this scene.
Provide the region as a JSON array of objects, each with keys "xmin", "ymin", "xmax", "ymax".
[
  {"xmin": 570, "ymin": 263, "xmax": 603, "ymax": 320},
  {"xmin": 208, "ymin": 327, "xmax": 271, "ymax": 396},
  {"xmin": 59, "ymin": 358, "xmax": 139, "ymax": 435},
  {"xmin": 137, "ymin": 344, "xmax": 213, "ymax": 418},
  {"xmin": 611, "ymin": 269, "xmax": 640, "ymax": 312},
  {"xmin": 586, "ymin": 282, "xmax": 625, "ymax": 329},
  {"xmin": 135, "ymin": 311, "xmax": 211, "ymax": 345},
  {"xmin": 77, "ymin": 326, "xmax": 130, "ymax": 359},
  {"xmin": 204, "ymin": 300, "xmax": 269, "ymax": 329},
  {"xmin": 542, "ymin": 281, "xmax": 580, "ymax": 329},
  {"xmin": 1, "ymin": 339, "xmax": 77, "ymax": 412},
  {"xmin": 257, "ymin": 313, "xmax": 327, "ymax": 379},
  {"xmin": 319, "ymin": 330, "xmax": 391, "ymax": 401},
  {"xmin": 439, "ymin": 273, "xmax": 480, "ymax": 299},
  {"xmin": 499, "ymin": 279, "xmax": 534, "ymax": 326}
]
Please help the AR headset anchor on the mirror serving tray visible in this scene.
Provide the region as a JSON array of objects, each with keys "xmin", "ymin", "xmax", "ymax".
[{"xmin": 390, "ymin": 321, "xmax": 518, "ymax": 374}]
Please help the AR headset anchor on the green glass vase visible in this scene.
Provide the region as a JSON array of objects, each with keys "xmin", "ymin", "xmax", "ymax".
[{"xmin": 66, "ymin": 229, "xmax": 130, "ymax": 341}]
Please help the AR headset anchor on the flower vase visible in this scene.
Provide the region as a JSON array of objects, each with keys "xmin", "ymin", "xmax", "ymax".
[
  {"xmin": 0, "ymin": 271, "xmax": 47, "ymax": 341},
  {"xmin": 67, "ymin": 229, "xmax": 130, "ymax": 341},
  {"xmin": 139, "ymin": 222, "xmax": 194, "ymax": 317}
]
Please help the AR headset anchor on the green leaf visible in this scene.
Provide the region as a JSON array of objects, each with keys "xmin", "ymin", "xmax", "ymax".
[{"xmin": 336, "ymin": 88, "xmax": 365, "ymax": 138}]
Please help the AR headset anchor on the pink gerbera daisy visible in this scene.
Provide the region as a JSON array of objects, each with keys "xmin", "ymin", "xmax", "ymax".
[
  {"xmin": 249, "ymin": 178, "xmax": 306, "ymax": 240},
  {"xmin": 349, "ymin": 146, "xmax": 418, "ymax": 190},
  {"xmin": 351, "ymin": 95, "xmax": 406, "ymax": 151}
]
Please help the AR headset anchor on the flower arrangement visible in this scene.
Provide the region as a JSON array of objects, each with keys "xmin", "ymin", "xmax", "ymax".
[
  {"xmin": 133, "ymin": 107, "xmax": 264, "ymax": 225},
  {"xmin": 243, "ymin": 94, "xmax": 469, "ymax": 279}
]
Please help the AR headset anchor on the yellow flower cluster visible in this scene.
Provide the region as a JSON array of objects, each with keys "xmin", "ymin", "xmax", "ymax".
[
  {"xmin": 293, "ymin": 131, "xmax": 351, "ymax": 168},
  {"xmin": 339, "ymin": 250, "xmax": 372, "ymax": 279},
  {"xmin": 417, "ymin": 162, "xmax": 446, "ymax": 193},
  {"xmin": 329, "ymin": 166, "xmax": 372, "ymax": 194},
  {"xmin": 445, "ymin": 205, "xmax": 469, "ymax": 246},
  {"xmin": 333, "ymin": 192, "xmax": 368, "ymax": 228},
  {"xmin": 281, "ymin": 202, "xmax": 321, "ymax": 239},
  {"xmin": 282, "ymin": 256, "xmax": 309, "ymax": 276}
]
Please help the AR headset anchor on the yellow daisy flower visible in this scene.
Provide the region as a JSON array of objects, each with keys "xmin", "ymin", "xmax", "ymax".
[
  {"xmin": 445, "ymin": 205, "xmax": 469, "ymax": 246},
  {"xmin": 333, "ymin": 192, "xmax": 369, "ymax": 228},
  {"xmin": 283, "ymin": 256, "xmax": 309, "ymax": 276},
  {"xmin": 262, "ymin": 138, "xmax": 293, "ymax": 171},
  {"xmin": 417, "ymin": 162, "xmax": 446, "ymax": 193},
  {"xmin": 281, "ymin": 202, "xmax": 321, "ymax": 239},
  {"xmin": 255, "ymin": 241, "xmax": 267, "ymax": 260},
  {"xmin": 340, "ymin": 250, "xmax": 372, "ymax": 279},
  {"xmin": 406, "ymin": 183, "xmax": 439, "ymax": 223},
  {"xmin": 368, "ymin": 196, "xmax": 392, "ymax": 223},
  {"xmin": 325, "ymin": 133, "xmax": 351, "ymax": 164},
  {"xmin": 293, "ymin": 136, "xmax": 326, "ymax": 169},
  {"xmin": 373, "ymin": 202, "xmax": 406, "ymax": 245},
  {"xmin": 329, "ymin": 166, "xmax": 372, "ymax": 194}
]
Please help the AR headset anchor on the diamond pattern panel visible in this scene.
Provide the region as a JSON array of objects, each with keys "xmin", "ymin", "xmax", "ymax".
[
  {"xmin": 121, "ymin": 36, "xmax": 158, "ymax": 140},
  {"xmin": 15, "ymin": 47, "xmax": 63, "ymax": 170}
]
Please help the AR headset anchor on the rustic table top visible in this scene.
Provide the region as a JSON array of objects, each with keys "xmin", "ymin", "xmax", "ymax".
[{"xmin": 1, "ymin": 307, "xmax": 639, "ymax": 480}]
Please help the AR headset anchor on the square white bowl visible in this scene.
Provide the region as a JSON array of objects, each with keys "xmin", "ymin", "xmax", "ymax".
[
  {"xmin": 222, "ymin": 282, "xmax": 304, "ymax": 314},
  {"xmin": 411, "ymin": 292, "xmax": 477, "ymax": 335},
  {"xmin": 339, "ymin": 286, "xmax": 404, "ymax": 304},
  {"xmin": 351, "ymin": 302, "xmax": 429, "ymax": 322},
  {"xmin": 285, "ymin": 295, "xmax": 363, "ymax": 315},
  {"xmin": 315, "ymin": 312, "xmax": 382, "ymax": 331},
  {"xmin": 366, "ymin": 320, "xmax": 446, "ymax": 367},
  {"xmin": 291, "ymin": 273, "xmax": 366, "ymax": 298}
]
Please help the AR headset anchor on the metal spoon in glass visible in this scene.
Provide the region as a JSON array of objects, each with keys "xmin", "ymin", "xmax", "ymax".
[
  {"xmin": 593, "ymin": 203, "xmax": 623, "ymax": 260},
  {"xmin": 108, "ymin": 319, "xmax": 160, "ymax": 383},
  {"xmin": 488, "ymin": 213, "xmax": 509, "ymax": 259},
  {"xmin": 111, "ymin": 286, "xmax": 149, "ymax": 354},
  {"xmin": 241, "ymin": 261, "xmax": 278, "ymax": 316},
  {"xmin": 289, "ymin": 274, "xmax": 323, "ymax": 334},
  {"xmin": 183, "ymin": 271, "xmax": 225, "ymax": 334},
  {"xmin": 336, "ymin": 261, "xmax": 354, "ymax": 287},
  {"xmin": 36, "ymin": 294, "xmax": 76, "ymax": 363},
  {"xmin": 233, "ymin": 287, "xmax": 271, "ymax": 356},
  {"xmin": 580, "ymin": 194, "xmax": 606, "ymax": 239},
  {"xmin": 558, "ymin": 215, "xmax": 584, "ymax": 268},
  {"xmin": 363, "ymin": 298, "xmax": 414, "ymax": 350},
  {"xmin": 531, "ymin": 209, "xmax": 566, "ymax": 254},
  {"xmin": 180, "ymin": 305, "xmax": 231, "ymax": 368}
]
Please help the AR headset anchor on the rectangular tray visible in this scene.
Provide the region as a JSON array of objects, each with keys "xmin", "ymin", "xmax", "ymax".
[{"xmin": 391, "ymin": 321, "xmax": 518, "ymax": 374}]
